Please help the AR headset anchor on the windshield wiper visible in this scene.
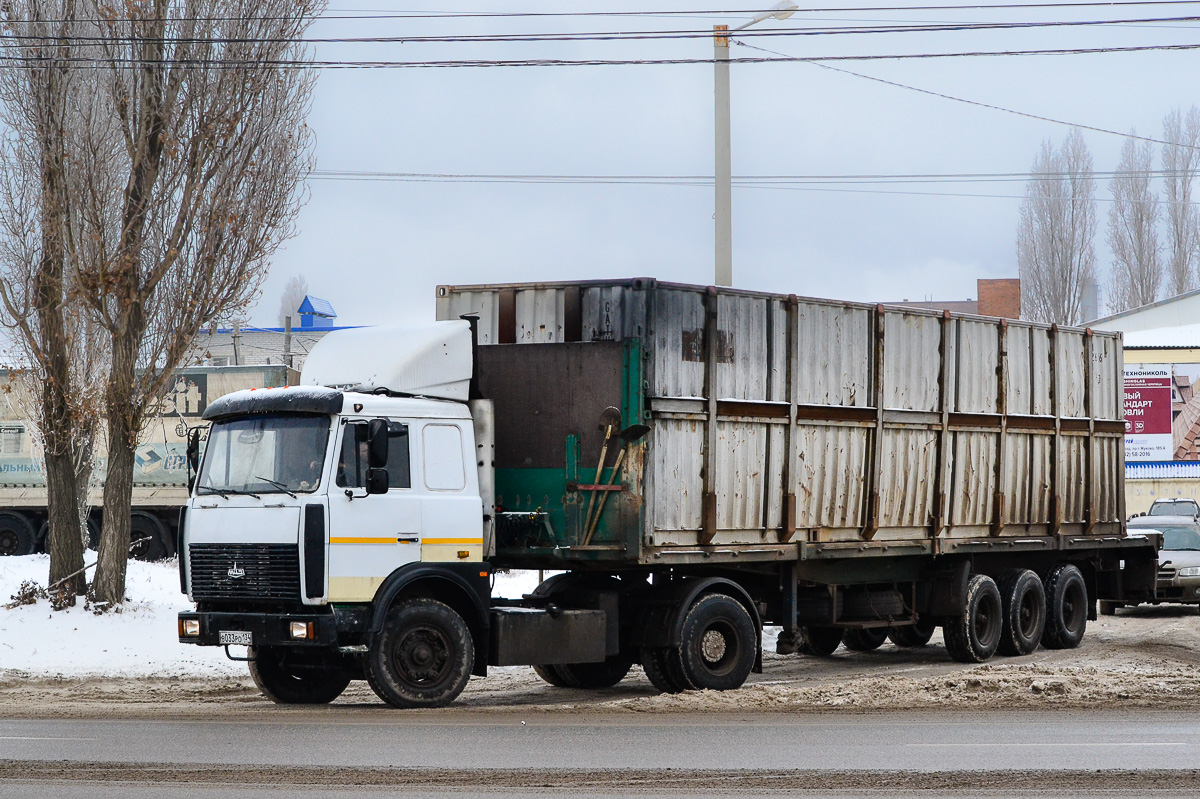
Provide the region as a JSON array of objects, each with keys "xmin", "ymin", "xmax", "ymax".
[
  {"xmin": 254, "ymin": 476, "xmax": 297, "ymax": 499},
  {"xmin": 197, "ymin": 486, "xmax": 228, "ymax": 499}
]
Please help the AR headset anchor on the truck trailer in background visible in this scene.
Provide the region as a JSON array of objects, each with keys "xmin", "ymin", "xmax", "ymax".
[
  {"xmin": 0, "ymin": 364, "xmax": 296, "ymax": 559},
  {"xmin": 177, "ymin": 279, "xmax": 1157, "ymax": 707}
]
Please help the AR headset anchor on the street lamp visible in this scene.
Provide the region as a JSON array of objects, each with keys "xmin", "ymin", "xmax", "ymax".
[{"xmin": 713, "ymin": 2, "xmax": 798, "ymax": 287}]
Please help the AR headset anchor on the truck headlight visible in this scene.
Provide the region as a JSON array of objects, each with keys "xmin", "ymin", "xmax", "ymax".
[
  {"xmin": 1178, "ymin": 567, "xmax": 1200, "ymax": 577},
  {"xmin": 289, "ymin": 621, "xmax": 314, "ymax": 640},
  {"xmin": 180, "ymin": 619, "xmax": 200, "ymax": 637}
]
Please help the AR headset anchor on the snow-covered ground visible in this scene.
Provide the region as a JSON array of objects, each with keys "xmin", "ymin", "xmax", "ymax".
[{"xmin": 0, "ymin": 554, "xmax": 544, "ymax": 679}]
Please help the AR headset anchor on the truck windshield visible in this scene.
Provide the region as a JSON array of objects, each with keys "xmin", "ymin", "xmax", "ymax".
[{"xmin": 197, "ymin": 414, "xmax": 330, "ymax": 495}]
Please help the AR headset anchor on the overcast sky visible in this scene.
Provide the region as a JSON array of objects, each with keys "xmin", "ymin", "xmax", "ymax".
[{"xmin": 246, "ymin": 1, "xmax": 1200, "ymax": 329}]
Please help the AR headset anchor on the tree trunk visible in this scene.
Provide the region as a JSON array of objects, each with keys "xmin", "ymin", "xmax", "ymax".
[
  {"xmin": 45, "ymin": 450, "xmax": 84, "ymax": 599},
  {"xmin": 91, "ymin": 315, "xmax": 142, "ymax": 608}
]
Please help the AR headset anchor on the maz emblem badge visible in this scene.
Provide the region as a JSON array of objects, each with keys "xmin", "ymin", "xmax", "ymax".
[{"xmin": 227, "ymin": 562, "xmax": 246, "ymax": 579}]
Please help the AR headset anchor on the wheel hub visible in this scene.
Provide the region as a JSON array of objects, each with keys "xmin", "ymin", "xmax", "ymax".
[
  {"xmin": 395, "ymin": 626, "xmax": 449, "ymax": 684},
  {"xmin": 701, "ymin": 629, "xmax": 727, "ymax": 663},
  {"xmin": 0, "ymin": 530, "xmax": 17, "ymax": 556}
]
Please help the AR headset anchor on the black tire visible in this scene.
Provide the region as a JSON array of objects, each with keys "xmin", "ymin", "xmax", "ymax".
[
  {"xmin": 843, "ymin": 589, "xmax": 905, "ymax": 620},
  {"xmin": 248, "ymin": 646, "xmax": 351, "ymax": 705},
  {"xmin": 799, "ymin": 626, "xmax": 843, "ymax": 656},
  {"xmin": 36, "ymin": 516, "xmax": 101, "ymax": 553},
  {"xmin": 943, "ymin": 574, "xmax": 1003, "ymax": 663},
  {"xmin": 1098, "ymin": 600, "xmax": 1123, "ymax": 616},
  {"xmin": 366, "ymin": 598, "xmax": 474, "ymax": 708},
  {"xmin": 641, "ymin": 646, "xmax": 688, "ymax": 693},
  {"xmin": 1042, "ymin": 563, "xmax": 1088, "ymax": 650},
  {"xmin": 0, "ymin": 512, "xmax": 35, "ymax": 557},
  {"xmin": 129, "ymin": 513, "xmax": 168, "ymax": 561},
  {"xmin": 843, "ymin": 627, "xmax": 889, "ymax": 652},
  {"xmin": 532, "ymin": 664, "xmax": 572, "ymax": 687},
  {"xmin": 997, "ymin": 569, "xmax": 1047, "ymax": 656},
  {"xmin": 887, "ymin": 619, "xmax": 936, "ymax": 648},
  {"xmin": 676, "ymin": 593, "xmax": 757, "ymax": 691},
  {"xmin": 555, "ymin": 657, "xmax": 634, "ymax": 689}
]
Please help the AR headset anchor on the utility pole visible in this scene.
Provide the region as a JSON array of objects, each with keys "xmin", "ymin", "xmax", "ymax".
[
  {"xmin": 232, "ymin": 321, "xmax": 242, "ymax": 366},
  {"xmin": 283, "ymin": 315, "xmax": 293, "ymax": 370},
  {"xmin": 714, "ymin": 24, "xmax": 732, "ymax": 288}
]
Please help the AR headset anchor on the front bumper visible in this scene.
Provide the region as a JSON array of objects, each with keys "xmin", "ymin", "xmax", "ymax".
[
  {"xmin": 1156, "ymin": 577, "xmax": 1200, "ymax": 603},
  {"xmin": 178, "ymin": 611, "xmax": 339, "ymax": 648}
]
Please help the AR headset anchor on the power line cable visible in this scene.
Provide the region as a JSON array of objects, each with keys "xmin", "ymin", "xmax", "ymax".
[{"xmin": 737, "ymin": 39, "xmax": 1194, "ymax": 148}]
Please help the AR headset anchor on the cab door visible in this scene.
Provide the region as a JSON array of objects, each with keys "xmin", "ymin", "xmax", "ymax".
[{"xmin": 326, "ymin": 419, "xmax": 421, "ymax": 602}]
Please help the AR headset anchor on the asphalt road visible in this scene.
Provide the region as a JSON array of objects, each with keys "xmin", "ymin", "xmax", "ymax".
[
  {"xmin": 1, "ymin": 709, "xmax": 1199, "ymax": 770},
  {"xmin": 3, "ymin": 709, "xmax": 1200, "ymax": 796}
]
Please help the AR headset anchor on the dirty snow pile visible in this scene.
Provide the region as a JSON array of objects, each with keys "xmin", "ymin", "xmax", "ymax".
[{"xmin": 0, "ymin": 554, "xmax": 543, "ymax": 680}]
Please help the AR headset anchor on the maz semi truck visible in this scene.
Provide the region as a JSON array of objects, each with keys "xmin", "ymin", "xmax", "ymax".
[{"xmin": 177, "ymin": 279, "xmax": 1157, "ymax": 707}]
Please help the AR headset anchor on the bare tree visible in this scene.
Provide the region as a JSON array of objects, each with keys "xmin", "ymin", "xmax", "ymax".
[
  {"xmin": 0, "ymin": 1, "xmax": 100, "ymax": 600},
  {"xmin": 1106, "ymin": 133, "xmax": 1162, "ymax": 313},
  {"xmin": 1162, "ymin": 106, "xmax": 1200, "ymax": 297},
  {"xmin": 278, "ymin": 274, "xmax": 309, "ymax": 327},
  {"xmin": 75, "ymin": 0, "xmax": 324, "ymax": 607},
  {"xmin": 1017, "ymin": 129, "xmax": 1098, "ymax": 325}
]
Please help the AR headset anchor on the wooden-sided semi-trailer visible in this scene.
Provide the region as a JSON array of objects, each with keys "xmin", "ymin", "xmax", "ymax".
[{"xmin": 176, "ymin": 279, "xmax": 1157, "ymax": 707}]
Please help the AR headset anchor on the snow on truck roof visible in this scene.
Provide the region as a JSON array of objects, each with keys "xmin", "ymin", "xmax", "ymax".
[{"xmin": 299, "ymin": 321, "xmax": 473, "ymax": 401}]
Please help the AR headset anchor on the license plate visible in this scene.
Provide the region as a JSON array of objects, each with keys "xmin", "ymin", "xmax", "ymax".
[{"xmin": 219, "ymin": 630, "xmax": 253, "ymax": 646}]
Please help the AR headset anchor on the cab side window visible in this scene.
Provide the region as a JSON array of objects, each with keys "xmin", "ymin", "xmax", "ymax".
[{"xmin": 336, "ymin": 421, "xmax": 411, "ymax": 489}]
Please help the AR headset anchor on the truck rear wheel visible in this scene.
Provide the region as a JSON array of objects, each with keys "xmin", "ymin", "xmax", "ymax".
[
  {"xmin": 997, "ymin": 569, "xmax": 1046, "ymax": 656},
  {"xmin": 887, "ymin": 620, "xmax": 935, "ymax": 648},
  {"xmin": 677, "ymin": 593, "xmax": 756, "ymax": 691},
  {"xmin": 1041, "ymin": 564, "xmax": 1087, "ymax": 650},
  {"xmin": 532, "ymin": 664, "xmax": 572, "ymax": 687},
  {"xmin": 943, "ymin": 574, "xmax": 1002, "ymax": 663},
  {"xmin": 843, "ymin": 627, "xmax": 888, "ymax": 651},
  {"xmin": 366, "ymin": 598, "xmax": 474, "ymax": 708},
  {"xmin": 0, "ymin": 512, "xmax": 34, "ymax": 557},
  {"xmin": 248, "ymin": 646, "xmax": 351, "ymax": 705},
  {"xmin": 641, "ymin": 646, "xmax": 688, "ymax": 693}
]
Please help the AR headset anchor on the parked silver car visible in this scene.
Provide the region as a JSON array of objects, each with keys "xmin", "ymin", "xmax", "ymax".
[
  {"xmin": 1147, "ymin": 498, "xmax": 1200, "ymax": 518},
  {"xmin": 1103, "ymin": 515, "xmax": 1200, "ymax": 613}
]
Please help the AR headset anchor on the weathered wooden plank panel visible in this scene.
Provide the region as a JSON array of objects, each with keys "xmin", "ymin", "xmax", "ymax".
[
  {"xmin": 953, "ymin": 320, "xmax": 998, "ymax": 413},
  {"xmin": 793, "ymin": 424, "xmax": 868, "ymax": 529},
  {"xmin": 794, "ymin": 301, "xmax": 871, "ymax": 407},
  {"xmin": 949, "ymin": 431, "xmax": 997, "ymax": 526},
  {"xmin": 879, "ymin": 427, "xmax": 938, "ymax": 528},
  {"xmin": 714, "ymin": 421, "xmax": 770, "ymax": 530},
  {"xmin": 650, "ymin": 418, "xmax": 704, "ymax": 531},
  {"xmin": 883, "ymin": 311, "xmax": 940, "ymax": 411},
  {"xmin": 1057, "ymin": 332, "xmax": 1088, "ymax": 418}
]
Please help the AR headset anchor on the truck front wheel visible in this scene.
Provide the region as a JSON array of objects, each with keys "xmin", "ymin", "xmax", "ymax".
[
  {"xmin": 249, "ymin": 646, "xmax": 351, "ymax": 705},
  {"xmin": 366, "ymin": 598, "xmax": 474, "ymax": 708}
]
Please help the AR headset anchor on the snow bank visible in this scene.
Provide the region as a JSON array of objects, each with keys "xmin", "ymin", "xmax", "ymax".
[{"xmin": 0, "ymin": 555, "xmax": 546, "ymax": 680}]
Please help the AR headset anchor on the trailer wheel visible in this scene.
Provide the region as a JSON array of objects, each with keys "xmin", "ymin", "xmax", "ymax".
[
  {"xmin": 532, "ymin": 664, "xmax": 572, "ymax": 687},
  {"xmin": 997, "ymin": 569, "xmax": 1046, "ymax": 656},
  {"xmin": 1041, "ymin": 564, "xmax": 1087, "ymax": 650},
  {"xmin": 675, "ymin": 593, "xmax": 756, "ymax": 691},
  {"xmin": 799, "ymin": 626, "xmax": 843, "ymax": 656},
  {"xmin": 248, "ymin": 646, "xmax": 351, "ymax": 705},
  {"xmin": 887, "ymin": 619, "xmax": 936, "ymax": 648},
  {"xmin": 0, "ymin": 511, "xmax": 34, "ymax": 557},
  {"xmin": 129, "ymin": 513, "xmax": 167, "ymax": 561},
  {"xmin": 366, "ymin": 598, "xmax": 474, "ymax": 708},
  {"xmin": 942, "ymin": 574, "xmax": 1002, "ymax": 663},
  {"xmin": 555, "ymin": 657, "xmax": 634, "ymax": 689},
  {"xmin": 843, "ymin": 627, "xmax": 888, "ymax": 652},
  {"xmin": 1098, "ymin": 601, "xmax": 1123, "ymax": 616},
  {"xmin": 641, "ymin": 647, "xmax": 688, "ymax": 693}
]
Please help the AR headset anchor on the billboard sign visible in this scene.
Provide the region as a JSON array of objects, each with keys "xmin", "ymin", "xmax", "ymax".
[{"xmin": 1124, "ymin": 364, "xmax": 1173, "ymax": 462}]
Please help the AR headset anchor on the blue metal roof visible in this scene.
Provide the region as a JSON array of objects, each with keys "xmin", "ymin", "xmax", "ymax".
[
  {"xmin": 1127, "ymin": 462, "xmax": 1200, "ymax": 479},
  {"xmin": 298, "ymin": 295, "xmax": 337, "ymax": 318}
]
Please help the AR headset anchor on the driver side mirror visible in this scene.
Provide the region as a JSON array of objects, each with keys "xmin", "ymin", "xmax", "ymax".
[{"xmin": 366, "ymin": 419, "xmax": 389, "ymax": 495}]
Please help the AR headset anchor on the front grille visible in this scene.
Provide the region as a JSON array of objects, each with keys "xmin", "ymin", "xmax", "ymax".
[
  {"xmin": 1159, "ymin": 565, "xmax": 1178, "ymax": 582},
  {"xmin": 189, "ymin": 544, "xmax": 300, "ymax": 601}
]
